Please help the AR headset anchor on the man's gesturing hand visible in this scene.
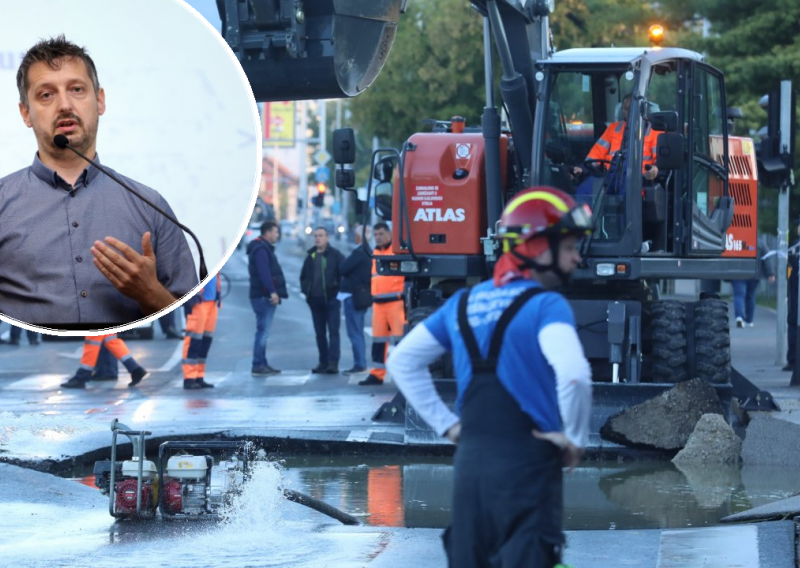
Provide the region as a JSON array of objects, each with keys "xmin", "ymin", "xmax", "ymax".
[
  {"xmin": 91, "ymin": 231, "xmax": 176, "ymax": 315},
  {"xmin": 532, "ymin": 430, "xmax": 583, "ymax": 472}
]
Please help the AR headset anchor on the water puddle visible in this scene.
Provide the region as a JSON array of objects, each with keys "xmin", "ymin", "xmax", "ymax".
[{"xmin": 66, "ymin": 456, "xmax": 800, "ymax": 531}]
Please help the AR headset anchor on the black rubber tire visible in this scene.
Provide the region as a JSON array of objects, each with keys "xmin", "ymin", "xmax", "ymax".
[
  {"xmin": 407, "ymin": 306, "xmax": 453, "ymax": 378},
  {"xmin": 649, "ymin": 300, "xmax": 688, "ymax": 383},
  {"xmin": 693, "ymin": 298, "xmax": 731, "ymax": 384}
]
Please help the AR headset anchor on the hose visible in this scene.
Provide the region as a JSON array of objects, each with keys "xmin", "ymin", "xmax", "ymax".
[{"xmin": 283, "ymin": 488, "xmax": 359, "ymax": 526}]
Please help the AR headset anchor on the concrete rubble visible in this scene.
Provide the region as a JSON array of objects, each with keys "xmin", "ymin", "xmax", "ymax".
[
  {"xmin": 600, "ymin": 378, "xmax": 723, "ymax": 451},
  {"xmin": 672, "ymin": 413, "xmax": 742, "ymax": 466}
]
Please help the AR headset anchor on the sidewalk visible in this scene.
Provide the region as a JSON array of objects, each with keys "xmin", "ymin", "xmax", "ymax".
[{"xmin": 719, "ymin": 301, "xmax": 800, "ymax": 422}]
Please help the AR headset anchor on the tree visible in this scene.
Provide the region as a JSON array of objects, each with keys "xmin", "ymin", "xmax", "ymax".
[
  {"xmin": 691, "ymin": 0, "xmax": 800, "ymax": 228},
  {"xmin": 552, "ymin": 0, "xmax": 658, "ymax": 49},
  {"xmin": 349, "ymin": 0, "xmax": 486, "ymax": 148},
  {"xmin": 695, "ymin": 0, "xmax": 800, "ymax": 135}
]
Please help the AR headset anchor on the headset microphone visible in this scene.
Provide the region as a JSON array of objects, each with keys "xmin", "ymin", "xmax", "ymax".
[{"xmin": 53, "ymin": 135, "xmax": 208, "ymax": 281}]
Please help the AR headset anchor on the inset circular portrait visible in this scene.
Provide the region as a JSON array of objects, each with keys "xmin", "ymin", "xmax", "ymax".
[{"xmin": 0, "ymin": 0, "xmax": 260, "ymax": 333}]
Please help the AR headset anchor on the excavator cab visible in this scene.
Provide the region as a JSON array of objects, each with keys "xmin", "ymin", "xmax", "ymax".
[
  {"xmin": 216, "ymin": 0, "xmax": 406, "ymax": 101},
  {"xmin": 532, "ymin": 48, "xmax": 757, "ymax": 277}
]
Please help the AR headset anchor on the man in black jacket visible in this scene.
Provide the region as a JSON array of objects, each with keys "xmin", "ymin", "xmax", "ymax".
[
  {"xmin": 247, "ymin": 221, "xmax": 288, "ymax": 376},
  {"xmin": 338, "ymin": 226, "xmax": 372, "ymax": 374},
  {"xmin": 300, "ymin": 227, "xmax": 345, "ymax": 373},
  {"xmin": 787, "ymin": 221, "xmax": 800, "ymax": 371}
]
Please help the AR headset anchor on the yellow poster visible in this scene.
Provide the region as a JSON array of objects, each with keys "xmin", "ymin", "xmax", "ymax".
[{"xmin": 263, "ymin": 102, "xmax": 295, "ymax": 147}]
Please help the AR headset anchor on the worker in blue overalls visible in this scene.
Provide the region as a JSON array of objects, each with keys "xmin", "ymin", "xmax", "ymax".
[{"xmin": 388, "ymin": 186, "xmax": 594, "ymax": 567}]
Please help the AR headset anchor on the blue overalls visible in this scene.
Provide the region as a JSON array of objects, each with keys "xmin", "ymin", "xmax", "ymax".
[{"xmin": 445, "ymin": 287, "xmax": 564, "ymax": 568}]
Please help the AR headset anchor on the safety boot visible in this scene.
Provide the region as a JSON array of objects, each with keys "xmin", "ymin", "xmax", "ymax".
[{"xmin": 128, "ymin": 367, "xmax": 148, "ymax": 388}]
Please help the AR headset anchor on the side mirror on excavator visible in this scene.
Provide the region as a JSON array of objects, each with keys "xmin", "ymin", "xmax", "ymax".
[
  {"xmin": 374, "ymin": 156, "xmax": 395, "ymax": 220},
  {"xmin": 374, "ymin": 156, "xmax": 395, "ymax": 183},
  {"xmin": 655, "ymin": 132, "xmax": 685, "ymax": 171},
  {"xmin": 649, "ymin": 111, "xmax": 684, "ymax": 171},
  {"xmin": 648, "ymin": 111, "xmax": 679, "ymax": 133},
  {"xmin": 217, "ymin": 0, "xmax": 406, "ymax": 101},
  {"xmin": 375, "ymin": 184, "xmax": 393, "ymax": 220}
]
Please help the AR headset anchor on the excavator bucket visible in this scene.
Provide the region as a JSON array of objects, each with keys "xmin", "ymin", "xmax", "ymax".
[
  {"xmin": 217, "ymin": 0, "xmax": 404, "ymax": 101},
  {"xmin": 381, "ymin": 377, "xmax": 775, "ymax": 451}
]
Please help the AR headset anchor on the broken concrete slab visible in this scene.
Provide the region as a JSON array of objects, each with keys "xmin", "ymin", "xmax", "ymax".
[
  {"xmin": 742, "ymin": 413, "xmax": 800, "ymax": 466},
  {"xmin": 721, "ymin": 494, "xmax": 800, "ymax": 523},
  {"xmin": 600, "ymin": 379, "xmax": 723, "ymax": 451},
  {"xmin": 672, "ymin": 413, "xmax": 741, "ymax": 466}
]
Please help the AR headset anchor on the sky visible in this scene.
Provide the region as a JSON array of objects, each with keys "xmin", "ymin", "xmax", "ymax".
[{"xmin": 184, "ymin": 0, "xmax": 223, "ymax": 32}]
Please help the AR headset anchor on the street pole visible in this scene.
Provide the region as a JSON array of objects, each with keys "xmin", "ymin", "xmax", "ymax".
[
  {"xmin": 299, "ymin": 100, "xmax": 309, "ymax": 231},
  {"xmin": 336, "ymin": 99, "xmax": 343, "ymax": 230},
  {"xmin": 777, "ymin": 80, "xmax": 793, "ymax": 367},
  {"xmin": 777, "ymin": 181, "xmax": 789, "ymax": 366},
  {"xmin": 371, "ymin": 135, "xmax": 380, "ymax": 231},
  {"xmin": 317, "ymin": 100, "xmax": 326, "ymax": 229},
  {"xmin": 272, "ymin": 150, "xmax": 280, "ymax": 219}
]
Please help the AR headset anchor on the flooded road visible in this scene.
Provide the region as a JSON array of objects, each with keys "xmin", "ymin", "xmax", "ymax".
[
  {"xmin": 278, "ymin": 456, "xmax": 800, "ymax": 531},
  {"xmin": 7, "ymin": 455, "xmax": 800, "ymax": 568},
  {"xmin": 67, "ymin": 456, "xmax": 800, "ymax": 531}
]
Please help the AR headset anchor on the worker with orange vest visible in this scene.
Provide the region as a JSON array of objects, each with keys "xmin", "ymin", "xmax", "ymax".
[
  {"xmin": 182, "ymin": 274, "xmax": 221, "ymax": 390},
  {"xmin": 574, "ymin": 93, "xmax": 660, "ymax": 182},
  {"xmin": 360, "ymin": 222, "xmax": 405, "ymax": 386},
  {"xmin": 61, "ymin": 334, "xmax": 147, "ymax": 389}
]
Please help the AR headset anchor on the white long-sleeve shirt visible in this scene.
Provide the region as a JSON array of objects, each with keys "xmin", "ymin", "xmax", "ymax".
[{"xmin": 387, "ymin": 319, "xmax": 592, "ymax": 448}]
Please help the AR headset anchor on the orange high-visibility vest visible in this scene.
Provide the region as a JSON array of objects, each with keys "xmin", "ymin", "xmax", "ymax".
[
  {"xmin": 587, "ymin": 121, "xmax": 659, "ymax": 173},
  {"xmin": 371, "ymin": 245, "xmax": 404, "ymax": 303}
]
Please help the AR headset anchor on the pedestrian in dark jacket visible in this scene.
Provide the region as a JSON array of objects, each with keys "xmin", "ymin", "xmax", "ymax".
[
  {"xmin": 300, "ymin": 227, "xmax": 345, "ymax": 374},
  {"xmin": 786, "ymin": 223, "xmax": 800, "ymax": 370},
  {"xmin": 248, "ymin": 221, "xmax": 288, "ymax": 376},
  {"xmin": 338, "ymin": 226, "xmax": 372, "ymax": 374},
  {"xmin": 731, "ymin": 239, "xmax": 776, "ymax": 328}
]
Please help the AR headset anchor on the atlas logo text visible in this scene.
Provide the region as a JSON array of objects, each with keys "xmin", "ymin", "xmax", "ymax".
[{"xmin": 414, "ymin": 208, "xmax": 466, "ymax": 222}]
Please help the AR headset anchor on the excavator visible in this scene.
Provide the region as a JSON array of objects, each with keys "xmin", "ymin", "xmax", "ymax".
[{"xmin": 216, "ymin": 0, "xmax": 788, "ymax": 446}]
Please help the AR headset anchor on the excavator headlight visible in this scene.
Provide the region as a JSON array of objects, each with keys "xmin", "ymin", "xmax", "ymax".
[
  {"xmin": 400, "ymin": 261, "xmax": 419, "ymax": 273},
  {"xmin": 596, "ymin": 264, "xmax": 615, "ymax": 277}
]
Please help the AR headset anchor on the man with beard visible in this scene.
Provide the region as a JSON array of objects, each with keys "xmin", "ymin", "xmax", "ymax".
[{"xmin": 0, "ymin": 35, "xmax": 197, "ymax": 327}]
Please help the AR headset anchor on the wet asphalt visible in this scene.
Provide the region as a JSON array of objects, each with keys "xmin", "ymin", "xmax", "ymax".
[{"xmin": 1, "ymin": 242, "xmax": 799, "ymax": 566}]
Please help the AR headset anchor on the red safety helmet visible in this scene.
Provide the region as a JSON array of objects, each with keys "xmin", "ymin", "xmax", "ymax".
[{"xmin": 496, "ymin": 187, "xmax": 593, "ymax": 252}]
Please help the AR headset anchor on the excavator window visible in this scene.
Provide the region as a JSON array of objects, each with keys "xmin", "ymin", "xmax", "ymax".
[
  {"xmin": 541, "ymin": 69, "xmax": 646, "ymax": 242},
  {"xmin": 691, "ymin": 68, "xmax": 726, "ymax": 220}
]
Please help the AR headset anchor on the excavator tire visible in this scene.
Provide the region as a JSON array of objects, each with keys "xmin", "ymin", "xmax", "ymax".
[
  {"xmin": 407, "ymin": 306, "xmax": 453, "ymax": 379},
  {"xmin": 650, "ymin": 300, "xmax": 688, "ymax": 383},
  {"xmin": 693, "ymin": 298, "xmax": 731, "ymax": 384}
]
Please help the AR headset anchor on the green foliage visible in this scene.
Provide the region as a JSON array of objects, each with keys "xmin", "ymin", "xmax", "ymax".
[
  {"xmin": 552, "ymin": 0, "xmax": 655, "ymax": 49},
  {"xmin": 690, "ymin": 0, "xmax": 800, "ymax": 232},
  {"xmin": 349, "ymin": 0, "xmax": 485, "ymax": 148}
]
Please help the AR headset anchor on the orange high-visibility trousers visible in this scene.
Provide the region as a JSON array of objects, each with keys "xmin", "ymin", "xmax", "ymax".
[
  {"xmin": 79, "ymin": 335, "xmax": 133, "ymax": 371},
  {"xmin": 369, "ymin": 300, "xmax": 405, "ymax": 382},
  {"xmin": 182, "ymin": 301, "xmax": 219, "ymax": 380}
]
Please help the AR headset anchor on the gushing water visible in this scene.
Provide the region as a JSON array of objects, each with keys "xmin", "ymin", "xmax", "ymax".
[{"xmin": 12, "ymin": 460, "xmax": 380, "ymax": 568}]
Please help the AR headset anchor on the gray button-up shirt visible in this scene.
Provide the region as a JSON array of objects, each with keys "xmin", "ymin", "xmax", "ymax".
[{"xmin": 0, "ymin": 154, "xmax": 198, "ymax": 326}]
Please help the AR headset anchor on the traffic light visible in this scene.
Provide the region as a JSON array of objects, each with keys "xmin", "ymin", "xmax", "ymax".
[{"xmin": 312, "ymin": 182, "xmax": 326, "ymax": 208}]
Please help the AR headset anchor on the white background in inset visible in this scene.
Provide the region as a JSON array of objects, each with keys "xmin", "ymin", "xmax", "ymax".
[{"xmin": 0, "ymin": 0, "xmax": 260, "ymax": 274}]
